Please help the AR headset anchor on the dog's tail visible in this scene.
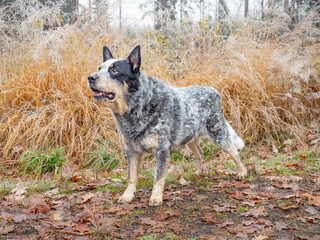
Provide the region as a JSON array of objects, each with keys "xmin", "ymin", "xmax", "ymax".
[{"xmin": 226, "ymin": 122, "xmax": 245, "ymax": 150}]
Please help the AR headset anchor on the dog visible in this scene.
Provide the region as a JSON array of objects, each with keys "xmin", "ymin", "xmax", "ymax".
[{"xmin": 88, "ymin": 46, "xmax": 247, "ymax": 206}]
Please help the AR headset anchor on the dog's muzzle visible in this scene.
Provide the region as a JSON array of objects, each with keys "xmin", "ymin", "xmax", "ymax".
[{"xmin": 88, "ymin": 74, "xmax": 116, "ymax": 101}]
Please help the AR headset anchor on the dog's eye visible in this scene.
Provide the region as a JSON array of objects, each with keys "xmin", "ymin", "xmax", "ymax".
[{"xmin": 111, "ymin": 68, "xmax": 118, "ymax": 74}]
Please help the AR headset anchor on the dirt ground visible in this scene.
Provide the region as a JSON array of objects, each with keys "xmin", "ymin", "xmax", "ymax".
[{"xmin": 1, "ymin": 171, "xmax": 320, "ymax": 240}]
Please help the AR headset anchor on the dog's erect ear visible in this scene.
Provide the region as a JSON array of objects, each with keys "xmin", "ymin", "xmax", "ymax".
[
  {"xmin": 128, "ymin": 46, "xmax": 141, "ymax": 74},
  {"xmin": 103, "ymin": 46, "xmax": 114, "ymax": 62}
]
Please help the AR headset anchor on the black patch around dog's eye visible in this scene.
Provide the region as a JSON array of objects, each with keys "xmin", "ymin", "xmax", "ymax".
[{"xmin": 111, "ymin": 68, "xmax": 118, "ymax": 74}]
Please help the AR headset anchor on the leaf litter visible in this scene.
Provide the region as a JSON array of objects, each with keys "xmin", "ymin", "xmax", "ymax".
[{"xmin": 1, "ymin": 171, "xmax": 320, "ymax": 239}]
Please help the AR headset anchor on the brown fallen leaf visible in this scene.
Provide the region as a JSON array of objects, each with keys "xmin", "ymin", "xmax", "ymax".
[
  {"xmin": 194, "ymin": 194, "xmax": 208, "ymax": 202},
  {"xmin": 302, "ymin": 193, "xmax": 320, "ymax": 207},
  {"xmin": 0, "ymin": 212, "xmax": 13, "ymax": 221},
  {"xmin": 200, "ymin": 214, "xmax": 217, "ymax": 224},
  {"xmin": 274, "ymin": 221, "xmax": 290, "ymax": 231},
  {"xmin": 154, "ymin": 210, "xmax": 181, "ymax": 221},
  {"xmin": 81, "ymin": 192, "xmax": 96, "ymax": 203},
  {"xmin": 53, "ymin": 212, "xmax": 62, "ymax": 222},
  {"xmin": 178, "ymin": 176, "xmax": 189, "ymax": 186},
  {"xmin": 63, "ymin": 223, "xmax": 91, "ymax": 235},
  {"xmin": 44, "ymin": 188, "xmax": 59, "ymax": 197},
  {"xmin": 0, "ymin": 225, "xmax": 15, "ymax": 235},
  {"xmin": 252, "ymin": 235, "xmax": 269, "ymax": 240},
  {"xmin": 137, "ymin": 217, "xmax": 157, "ymax": 226},
  {"xmin": 133, "ymin": 226, "xmax": 145, "ymax": 236},
  {"xmin": 277, "ymin": 199, "xmax": 301, "ymax": 210},
  {"xmin": 169, "ymin": 223, "xmax": 185, "ymax": 234},
  {"xmin": 12, "ymin": 214, "xmax": 27, "ymax": 223},
  {"xmin": 35, "ymin": 203, "xmax": 50, "ymax": 214},
  {"xmin": 241, "ymin": 206, "xmax": 268, "ymax": 218}
]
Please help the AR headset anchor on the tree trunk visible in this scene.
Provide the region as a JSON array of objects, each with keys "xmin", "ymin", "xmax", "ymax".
[{"xmin": 244, "ymin": 0, "xmax": 249, "ymax": 18}]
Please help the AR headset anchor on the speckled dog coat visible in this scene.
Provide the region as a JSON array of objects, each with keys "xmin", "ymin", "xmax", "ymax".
[{"xmin": 88, "ymin": 46, "xmax": 247, "ymax": 206}]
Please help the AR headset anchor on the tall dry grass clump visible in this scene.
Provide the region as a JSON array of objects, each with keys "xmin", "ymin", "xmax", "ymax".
[{"xmin": 0, "ymin": 0, "xmax": 319, "ymax": 165}]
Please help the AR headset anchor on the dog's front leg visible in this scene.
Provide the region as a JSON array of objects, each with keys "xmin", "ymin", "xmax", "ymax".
[
  {"xmin": 118, "ymin": 146, "xmax": 142, "ymax": 204},
  {"xmin": 149, "ymin": 148, "xmax": 170, "ymax": 206}
]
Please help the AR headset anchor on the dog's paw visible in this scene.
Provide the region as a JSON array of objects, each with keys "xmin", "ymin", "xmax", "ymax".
[
  {"xmin": 118, "ymin": 194, "xmax": 134, "ymax": 204},
  {"xmin": 237, "ymin": 168, "xmax": 248, "ymax": 179},
  {"xmin": 149, "ymin": 196, "xmax": 163, "ymax": 206}
]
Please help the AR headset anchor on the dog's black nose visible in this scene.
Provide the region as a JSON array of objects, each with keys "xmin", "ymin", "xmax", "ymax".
[{"xmin": 88, "ymin": 74, "xmax": 98, "ymax": 83}]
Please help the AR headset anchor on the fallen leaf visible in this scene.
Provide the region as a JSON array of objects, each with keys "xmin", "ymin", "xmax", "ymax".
[
  {"xmin": 200, "ymin": 214, "xmax": 217, "ymax": 224},
  {"xmin": 82, "ymin": 192, "xmax": 95, "ymax": 203},
  {"xmin": 44, "ymin": 188, "xmax": 59, "ymax": 197},
  {"xmin": 11, "ymin": 185, "xmax": 27, "ymax": 196},
  {"xmin": 133, "ymin": 226, "xmax": 145, "ymax": 236},
  {"xmin": 0, "ymin": 212, "xmax": 13, "ymax": 221},
  {"xmin": 35, "ymin": 203, "xmax": 50, "ymax": 214},
  {"xmin": 0, "ymin": 225, "xmax": 14, "ymax": 235},
  {"xmin": 194, "ymin": 194, "xmax": 208, "ymax": 202},
  {"xmin": 63, "ymin": 223, "xmax": 91, "ymax": 235},
  {"xmin": 274, "ymin": 221, "xmax": 290, "ymax": 231},
  {"xmin": 137, "ymin": 217, "xmax": 157, "ymax": 226},
  {"xmin": 179, "ymin": 176, "xmax": 189, "ymax": 186},
  {"xmin": 53, "ymin": 212, "xmax": 62, "ymax": 222},
  {"xmin": 305, "ymin": 206, "xmax": 319, "ymax": 215},
  {"xmin": 170, "ymin": 223, "xmax": 185, "ymax": 234},
  {"xmin": 252, "ymin": 235, "xmax": 269, "ymax": 240},
  {"xmin": 154, "ymin": 210, "xmax": 181, "ymax": 221},
  {"xmin": 241, "ymin": 206, "xmax": 268, "ymax": 218},
  {"xmin": 302, "ymin": 193, "xmax": 320, "ymax": 207},
  {"xmin": 12, "ymin": 214, "xmax": 27, "ymax": 223}
]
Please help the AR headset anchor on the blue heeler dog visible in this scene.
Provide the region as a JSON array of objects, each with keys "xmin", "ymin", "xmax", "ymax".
[{"xmin": 88, "ymin": 46, "xmax": 247, "ymax": 206}]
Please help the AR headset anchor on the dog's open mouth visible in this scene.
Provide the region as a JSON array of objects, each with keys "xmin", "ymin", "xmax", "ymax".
[{"xmin": 91, "ymin": 88, "xmax": 116, "ymax": 101}]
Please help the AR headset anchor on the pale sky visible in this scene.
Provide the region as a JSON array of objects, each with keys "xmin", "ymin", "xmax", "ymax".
[{"xmin": 78, "ymin": 0, "xmax": 262, "ymax": 28}]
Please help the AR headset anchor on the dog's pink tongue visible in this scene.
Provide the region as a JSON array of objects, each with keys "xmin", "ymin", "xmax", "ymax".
[
  {"xmin": 94, "ymin": 91, "xmax": 103, "ymax": 96},
  {"xmin": 107, "ymin": 93, "xmax": 114, "ymax": 98}
]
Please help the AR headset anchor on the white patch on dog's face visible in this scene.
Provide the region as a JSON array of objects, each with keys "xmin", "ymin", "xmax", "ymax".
[{"xmin": 99, "ymin": 59, "xmax": 119, "ymax": 73}]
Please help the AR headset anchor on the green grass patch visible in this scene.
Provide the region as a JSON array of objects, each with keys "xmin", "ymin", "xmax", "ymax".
[
  {"xmin": 161, "ymin": 232, "xmax": 177, "ymax": 239},
  {"xmin": 170, "ymin": 150, "xmax": 186, "ymax": 162},
  {"xmin": 141, "ymin": 234, "xmax": 158, "ymax": 240},
  {"xmin": 84, "ymin": 140, "xmax": 119, "ymax": 173},
  {"xmin": 202, "ymin": 141, "xmax": 220, "ymax": 160},
  {"xmin": 18, "ymin": 145, "xmax": 66, "ymax": 176},
  {"xmin": 238, "ymin": 206, "xmax": 248, "ymax": 213},
  {"xmin": 26, "ymin": 180, "xmax": 54, "ymax": 195},
  {"xmin": 0, "ymin": 180, "xmax": 16, "ymax": 196}
]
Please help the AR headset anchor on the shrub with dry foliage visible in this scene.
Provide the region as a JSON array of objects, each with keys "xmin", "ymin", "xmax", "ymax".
[{"xmin": 0, "ymin": 0, "xmax": 319, "ymax": 165}]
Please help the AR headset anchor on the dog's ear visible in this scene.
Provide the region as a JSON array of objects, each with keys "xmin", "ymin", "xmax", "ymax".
[
  {"xmin": 128, "ymin": 46, "xmax": 141, "ymax": 74},
  {"xmin": 103, "ymin": 46, "xmax": 114, "ymax": 62}
]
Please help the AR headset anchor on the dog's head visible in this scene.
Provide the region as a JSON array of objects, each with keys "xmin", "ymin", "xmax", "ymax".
[{"xmin": 88, "ymin": 46, "xmax": 141, "ymax": 115}]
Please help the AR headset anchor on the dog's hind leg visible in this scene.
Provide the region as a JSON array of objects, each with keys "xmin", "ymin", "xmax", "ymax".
[
  {"xmin": 118, "ymin": 146, "xmax": 142, "ymax": 204},
  {"xmin": 187, "ymin": 137, "xmax": 204, "ymax": 175},
  {"xmin": 149, "ymin": 148, "xmax": 170, "ymax": 206},
  {"xmin": 206, "ymin": 115, "xmax": 247, "ymax": 179}
]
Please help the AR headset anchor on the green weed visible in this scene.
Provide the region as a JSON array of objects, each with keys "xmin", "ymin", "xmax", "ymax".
[
  {"xmin": 0, "ymin": 180, "xmax": 16, "ymax": 196},
  {"xmin": 18, "ymin": 145, "xmax": 66, "ymax": 176},
  {"xmin": 141, "ymin": 234, "xmax": 158, "ymax": 240},
  {"xmin": 26, "ymin": 180, "xmax": 54, "ymax": 195},
  {"xmin": 84, "ymin": 140, "xmax": 119, "ymax": 173},
  {"xmin": 162, "ymin": 232, "xmax": 177, "ymax": 239},
  {"xmin": 237, "ymin": 206, "xmax": 248, "ymax": 213}
]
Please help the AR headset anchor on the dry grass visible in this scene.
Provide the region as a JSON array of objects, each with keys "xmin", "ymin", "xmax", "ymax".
[{"xmin": 0, "ymin": 0, "xmax": 319, "ymax": 165}]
